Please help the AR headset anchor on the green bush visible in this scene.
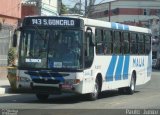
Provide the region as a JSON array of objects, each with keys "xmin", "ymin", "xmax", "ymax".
[
  {"xmin": 7, "ymin": 47, "xmax": 17, "ymax": 90},
  {"xmin": 8, "ymin": 47, "xmax": 17, "ymax": 66}
]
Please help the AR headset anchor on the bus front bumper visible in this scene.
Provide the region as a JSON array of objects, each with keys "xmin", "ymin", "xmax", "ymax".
[{"xmin": 30, "ymin": 82, "xmax": 82, "ymax": 94}]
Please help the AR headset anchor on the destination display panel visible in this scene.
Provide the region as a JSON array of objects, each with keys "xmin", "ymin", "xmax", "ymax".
[{"xmin": 22, "ymin": 16, "xmax": 84, "ymax": 28}]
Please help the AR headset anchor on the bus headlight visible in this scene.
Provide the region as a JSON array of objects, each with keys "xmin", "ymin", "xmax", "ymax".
[{"xmin": 19, "ymin": 77, "xmax": 31, "ymax": 82}]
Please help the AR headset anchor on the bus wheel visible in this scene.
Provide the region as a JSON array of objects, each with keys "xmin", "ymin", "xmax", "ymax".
[
  {"xmin": 36, "ymin": 93, "xmax": 49, "ymax": 101},
  {"xmin": 126, "ymin": 73, "xmax": 136, "ymax": 95},
  {"xmin": 89, "ymin": 78, "xmax": 100, "ymax": 101},
  {"xmin": 118, "ymin": 87, "xmax": 125, "ymax": 94}
]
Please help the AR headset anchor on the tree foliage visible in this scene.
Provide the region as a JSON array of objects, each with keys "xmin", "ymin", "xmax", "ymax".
[{"xmin": 60, "ymin": 3, "xmax": 68, "ymax": 14}]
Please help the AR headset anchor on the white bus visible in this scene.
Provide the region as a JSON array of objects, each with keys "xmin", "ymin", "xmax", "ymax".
[{"xmin": 12, "ymin": 16, "xmax": 152, "ymax": 101}]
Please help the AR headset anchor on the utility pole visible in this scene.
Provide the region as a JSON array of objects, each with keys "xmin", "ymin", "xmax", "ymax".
[
  {"xmin": 155, "ymin": 9, "xmax": 160, "ymax": 69},
  {"xmin": 87, "ymin": 0, "xmax": 96, "ymax": 17},
  {"xmin": 158, "ymin": 10, "xmax": 160, "ymax": 39},
  {"xmin": 79, "ymin": 0, "xmax": 81, "ymax": 14},
  {"xmin": 108, "ymin": 2, "xmax": 111, "ymax": 22},
  {"xmin": 36, "ymin": 0, "xmax": 42, "ymax": 15},
  {"xmin": 85, "ymin": 0, "xmax": 87, "ymax": 17}
]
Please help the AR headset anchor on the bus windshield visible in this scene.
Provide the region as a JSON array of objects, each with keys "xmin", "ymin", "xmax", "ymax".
[{"xmin": 19, "ymin": 28, "xmax": 83, "ymax": 70}]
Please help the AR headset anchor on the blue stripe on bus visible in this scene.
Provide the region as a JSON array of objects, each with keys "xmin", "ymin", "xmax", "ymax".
[
  {"xmin": 106, "ymin": 55, "xmax": 117, "ymax": 81},
  {"xmin": 111, "ymin": 23, "xmax": 117, "ymax": 29},
  {"xmin": 117, "ymin": 24, "xmax": 123, "ymax": 30},
  {"xmin": 115, "ymin": 56, "xmax": 124, "ymax": 80},
  {"xmin": 31, "ymin": 76, "xmax": 38, "ymax": 79},
  {"xmin": 123, "ymin": 55, "xmax": 130, "ymax": 79},
  {"xmin": 111, "ymin": 23, "xmax": 129, "ymax": 31},
  {"xmin": 31, "ymin": 76, "xmax": 65, "ymax": 82},
  {"xmin": 124, "ymin": 25, "xmax": 129, "ymax": 30},
  {"xmin": 52, "ymin": 73, "xmax": 65, "ymax": 82},
  {"xmin": 29, "ymin": 72, "xmax": 65, "ymax": 82}
]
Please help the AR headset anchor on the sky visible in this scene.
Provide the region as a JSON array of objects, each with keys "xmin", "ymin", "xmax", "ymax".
[{"xmin": 62, "ymin": 0, "xmax": 113, "ymax": 8}]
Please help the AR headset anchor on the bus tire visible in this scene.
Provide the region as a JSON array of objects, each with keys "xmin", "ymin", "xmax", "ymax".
[
  {"xmin": 118, "ymin": 87, "xmax": 125, "ymax": 94},
  {"xmin": 88, "ymin": 78, "xmax": 100, "ymax": 101},
  {"xmin": 36, "ymin": 93, "xmax": 49, "ymax": 101},
  {"xmin": 126, "ymin": 73, "xmax": 136, "ymax": 95}
]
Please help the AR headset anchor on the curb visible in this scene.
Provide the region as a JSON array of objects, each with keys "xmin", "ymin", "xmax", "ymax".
[{"xmin": 0, "ymin": 87, "xmax": 11, "ymax": 94}]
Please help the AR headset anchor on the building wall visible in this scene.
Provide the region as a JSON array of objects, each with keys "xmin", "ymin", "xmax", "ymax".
[
  {"xmin": 0, "ymin": 0, "xmax": 21, "ymax": 67},
  {"xmin": 41, "ymin": 0, "xmax": 58, "ymax": 16},
  {"xmin": 21, "ymin": 4, "xmax": 38, "ymax": 19},
  {"xmin": 91, "ymin": 0, "xmax": 160, "ymax": 66},
  {"xmin": 90, "ymin": 0, "xmax": 160, "ymax": 37},
  {"xmin": 91, "ymin": 0, "xmax": 160, "ymax": 25},
  {"xmin": 0, "ymin": 0, "xmax": 21, "ymax": 27}
]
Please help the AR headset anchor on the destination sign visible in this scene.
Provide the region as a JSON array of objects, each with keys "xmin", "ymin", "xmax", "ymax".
[
  {"xmin": 32, "ymin": 19, "xmax": 75, "ymax": 26},
  {"xmin": 23, "ymin": 17, "xmax": 83, "ymax": 28}
]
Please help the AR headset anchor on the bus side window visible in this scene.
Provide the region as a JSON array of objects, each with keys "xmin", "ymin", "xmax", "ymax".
[
  {"xmin": 113, "ymin": 31, "xmax": 121, "ymax": 54},
  {"xmin": 95, "ymin": 29, "xmax": 104, "ymax": 55},
  {"xmin": 104, "ymin": 29, "xmax": 112, "ymax": 54},
  {"xmin": 130, "ymin": 33, "xmax": 138, "ymax": 54},
  {"xmin": 138, "ymin": 34, "xmax": 144, "ymax": 54},
  {"xmin": 123, "ymin": 32, "xmax": 130, "ymax": 54},
  {"xmin": 145, "ymin": 35, "xmax": 151, "ymax": 54}
]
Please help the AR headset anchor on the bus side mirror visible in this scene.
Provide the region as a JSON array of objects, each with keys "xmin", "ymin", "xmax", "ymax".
[
  {"xmin": 13, "ymin": 34, "xmax": 17, "ymax": 47},
  {"xmin": 12, "ymin": 27, "xmax": 22, "ymax": 47},
  {"xmin": 86, "ymin": 27, "xmax": 95, "ymax": 46}
]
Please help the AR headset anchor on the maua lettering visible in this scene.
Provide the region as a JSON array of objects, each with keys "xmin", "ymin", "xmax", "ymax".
[
  {"xmin": 133, "ymin": 58, "xmax": 144, "ymax": 67},
  {"xmin": 32, "ymin": 19, "xmax": 75, "ymax": 26}
]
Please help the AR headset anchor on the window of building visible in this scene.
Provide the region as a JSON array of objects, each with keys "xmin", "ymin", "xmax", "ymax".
[{"xmin": 144, "ymin": 9, "xmax": 150, "ymax": 15}]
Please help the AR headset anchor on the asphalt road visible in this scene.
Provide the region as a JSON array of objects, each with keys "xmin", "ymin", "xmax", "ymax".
[{"xmin": 0, "ymin": 70, "xmax": 160, "ymax": 115}]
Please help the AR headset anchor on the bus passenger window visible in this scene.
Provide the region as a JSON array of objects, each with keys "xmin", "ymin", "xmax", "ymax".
[
  {"xmin": 113, "ymin": 31, "xmax": 121, "ymax": 54},
  {"xmin": 95, "ymin": 29, "xmax": 104, "ymax": 55},
  {"xmin": 145, "ymin": 35, "xmax": 151, "ymax": 54},
  {"xmin": 130, "ymin": 33, "xmax": 138, "ymax": 54},
  {"xmin": 104, "ymin": 30, "xmax": 112, "ymax": 54},
  {"xmin": 138, "ymin": 34, "xmax": 144, "ymax": 54},
  {"xmin": 123, "ymin": 32, "xmax": 130, "ymax": 54}
]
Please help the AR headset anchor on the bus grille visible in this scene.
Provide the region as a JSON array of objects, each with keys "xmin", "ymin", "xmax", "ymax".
[{"xmin": 32, "ymin": 79, "xmax": 60, "ymax": 84}]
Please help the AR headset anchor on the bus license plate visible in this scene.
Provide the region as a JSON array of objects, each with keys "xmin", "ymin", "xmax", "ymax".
[{"xmin": 61, "ymin": 84, "xmax": 73, "ymax": 89}]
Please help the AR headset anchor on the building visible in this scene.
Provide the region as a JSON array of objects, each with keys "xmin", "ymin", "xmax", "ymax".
[
  {"xmin": 90, "ymin": 0, "xmax": 160, "ymax": 29},
  {"xmin": 90, "ymin": 0, "xmax": 160, "ymax": 69},
  {"xmin": 0, "ymin": 0, "xmax": 21, "ymax": 27},
  {"xmin": 22, "ymin": 0, "xmax": 61, "ymax": 17},
  {"xmin": 41, "ymin": 0, "xmax": 59, "ymax": 16},
  {"xmin": 0, "ymin": 0, "xmax": 21, "ymax": 67},
  {"xmin": 21, "ymin": 3, "xmax": 38, "ymax": 19}
]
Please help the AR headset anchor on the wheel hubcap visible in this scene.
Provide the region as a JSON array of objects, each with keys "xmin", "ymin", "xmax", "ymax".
[
  {"xmin": 92, "ymin": 82, "xmax": 98, "ymax": 97},
  {"xmin": 131, "ymin": 78, "xmax": 135, "ymax": 91}
]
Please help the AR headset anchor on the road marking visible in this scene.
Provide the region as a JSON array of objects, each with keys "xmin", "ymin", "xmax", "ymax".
[{"xmin": 0, "ymin": 94, "xmax": 21, "ymax": 97}]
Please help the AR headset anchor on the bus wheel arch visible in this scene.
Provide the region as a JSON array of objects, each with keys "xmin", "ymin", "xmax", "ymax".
[
  {"xmin": 132, "ymin": 70, "xmax": 137, "ymax": 83},
  {"xmin": 97, "ymin": 73, "xmax": 102, "ymax": 93},
  {"xmin": 88, "ymin": 73, "xmax": 102, "ymax": 101},
  {"xmin": 127, "ymin": 70, "xmax": 136, "ymax": 94}
]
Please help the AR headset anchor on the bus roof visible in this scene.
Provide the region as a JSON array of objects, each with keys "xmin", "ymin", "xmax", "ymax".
[
  {"xmin": 61, "ymin": 15, "xmax": 151, "ymax": 34},
  {"xmin": 23, "ymin": 15, "xmax": 151, "ymax": 34},
  {"xmin": 81, "ymin": 18, "xmax": 151, "ymax": 34}
]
